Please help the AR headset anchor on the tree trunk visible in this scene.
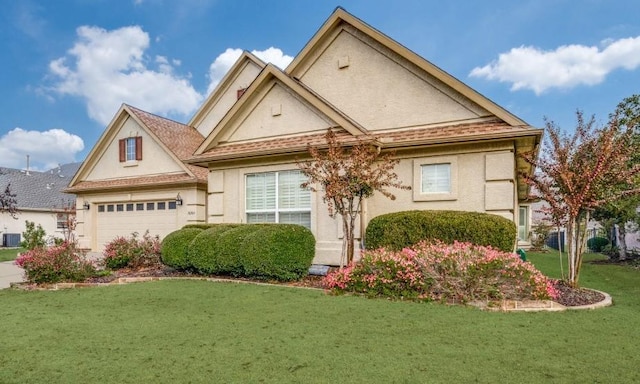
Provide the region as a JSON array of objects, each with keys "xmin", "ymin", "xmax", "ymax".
[{"xmin": 617, "ymin": 223, "xmax": 628, "ymax": 261}]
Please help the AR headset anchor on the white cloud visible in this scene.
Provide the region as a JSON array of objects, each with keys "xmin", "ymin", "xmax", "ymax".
[
  {"xmin": 206, "ymin": 47, "xmax": 293, "ymax": 94},
  {"xmin": 0, "ymin": 128, "xmax": 84, "ymax": 171},
  {"xmin": 47, "ymin": 25, "xmax": 203, "ymax": 125},
  {"xmin": 469, "ymin": 36, "xmax": 640, "ymax": 94}
]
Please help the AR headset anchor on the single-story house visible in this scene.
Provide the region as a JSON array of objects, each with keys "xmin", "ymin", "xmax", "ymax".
[
  {"xmin": 1, "ymin": 163, "xmax": 80, "ymax": 246},
  {"xmin": 67, "ymin": 8, "xmax": 542, "ymax": 264}
]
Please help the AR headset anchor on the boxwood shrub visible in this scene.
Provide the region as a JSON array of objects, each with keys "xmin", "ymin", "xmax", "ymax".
[
  {"xmin": 187, "ymin": 225, "xmax": 241, "ymax": 275},
  {"xmin": 160, "ymin": 228, "xmax": 204, "ymax": 270},
  {"xmin": 365, "ymin": 210, "xmax": 517, "ymax": 252},
  {"xmin": 241, "ymin": 224, "xmax": 316, "ymax": 281},
  {"xmin": 587, "ymin": 236, "xmax": 610, "ymax": 252}
]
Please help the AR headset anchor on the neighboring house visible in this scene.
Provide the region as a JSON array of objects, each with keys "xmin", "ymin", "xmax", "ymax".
[
  {"xmin": 68, "ymin": 8, "xmax": 542, "ymax": 265},
  {"xmin": 0, "ymin": 163, "xmax": 80, "ymax": 246}
]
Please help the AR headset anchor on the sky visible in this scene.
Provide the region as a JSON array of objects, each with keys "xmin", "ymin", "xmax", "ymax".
[{"xmin": 1, "ymin": 0, "xmax": 639, "ymax": 171}]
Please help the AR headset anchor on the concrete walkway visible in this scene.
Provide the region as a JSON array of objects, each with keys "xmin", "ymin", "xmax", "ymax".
[{"xmin": 0, "ymin": 260, "xmax": 24, "ymax": 289}]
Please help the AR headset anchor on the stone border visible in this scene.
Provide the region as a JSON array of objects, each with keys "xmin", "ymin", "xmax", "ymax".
[
  {"xmin": 9, "ymin": 278, "xmax": 612, "ymax": 312},
  {"xmin": 469, "ymin": 288, "xmax": 612, "ymax": 312}
]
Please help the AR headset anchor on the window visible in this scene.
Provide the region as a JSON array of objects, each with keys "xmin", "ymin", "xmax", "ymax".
[
  {"xmin": 107, "ymin": 205, "xmax": 114, "ymax": 212},
  {"xmin": 147, "ymin": 202, "xmax": 155, "ymax": 211},
  {"xmin": 157, "ymin": 202, "xmax": 166, "ymax": 210},
  {"xmin": 116, "ymin": 204, "xmax": 124, "ymax": 212},
  {"xmin": 518, "ymin": 206, "xmax": 529, "ymax": 241},
  {"xmin": 126, "ymin": 203, "xmax": 134, "ymax": 212},
  {"xmin": 168, "ymin": 201, "xmax": 177, "ymax": 210},
  {"xmin": 56, "ymin": 214, "xmax": 68, "ymax": 229},
  {"xmin": 119, "ymin": 136, "xmax": 142, "ymax": 162},
  {"xmin": 421, "ymin": 163, "xmax": 451, "ymax": 194},
  {"xmin": 98, "ymin": 205, "xmax": 105, "ymax": 212},
  {"xmin": 413, "ymin": 156, "xmax": 458, "ymax": 201},
  {"xmin": 136, "ymin": 203, "xmax": 144, "ymax": 211},
  {"xmin": 245, "ymin": 170, "xmax": 310, "ymax": 228}
]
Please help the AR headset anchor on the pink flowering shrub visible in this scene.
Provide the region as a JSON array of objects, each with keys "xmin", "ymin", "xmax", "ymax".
[
  {"xmin": 103, "ymin": 231, "xmax": 161, "ymax": 270},
  {"xmin": 324, "ymin": 240, "xmax": 558, "ymax": 303},
  {"xmin": 15, "ymin": 242, "xmax": 96, "ymax": 284}
]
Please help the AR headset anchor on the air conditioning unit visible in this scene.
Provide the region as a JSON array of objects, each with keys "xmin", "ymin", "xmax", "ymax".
[{"xmin": 2, "ymin": 233, "xmax": 21, "ymax": 248}]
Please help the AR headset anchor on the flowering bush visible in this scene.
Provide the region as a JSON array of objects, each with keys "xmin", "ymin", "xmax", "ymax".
[
  {"xmin": 103, "ymin": 231, "xmax": 161, "ymax": 270},
  {"xmin": 15, "ymin": 242, "xmax": 96, "ymax": 284},
  {"xmin": 324, "ymin": 240, "xmax": 558, "ymax": 303}
]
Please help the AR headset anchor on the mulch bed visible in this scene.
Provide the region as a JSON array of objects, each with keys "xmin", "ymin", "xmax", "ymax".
[{"xmin": 85, "ymin": 265, "xmax": 604, "ymax": 307}]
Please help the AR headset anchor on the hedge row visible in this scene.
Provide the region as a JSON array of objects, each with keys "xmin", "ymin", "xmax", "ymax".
[
  {"xmin": 161, "ymin": 223, "xmax": 315, "ymax": 281},
  {"xmin": 365, "ymin": 210, "xmax": 517, "ymax": 252}
]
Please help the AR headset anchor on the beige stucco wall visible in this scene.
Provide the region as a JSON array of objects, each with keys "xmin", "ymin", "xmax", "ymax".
[
  {"xmin": 0, "ymin": 210, "xmax": 67, "ymax": 245},
  {"xmin": 85, "ymin": 117, "xmax": 184, "ymax": 181},
  {"xmin": 220, "ymin": 82, "xmax": 334, "ymax": 143},
  {"xmin": 206, "ymin": 141, "xmax": 518, "ymax": 266},
  {"xmin": 298, "ymin": 29, "xmax": 488, "ymax": 131},
  {"xmin": 193, "ymin": 61, "xmax": 263, "ymax": 137},
  {"xmin": 76, "ymin": 187, "xmax": 206, "ymax": 251}
]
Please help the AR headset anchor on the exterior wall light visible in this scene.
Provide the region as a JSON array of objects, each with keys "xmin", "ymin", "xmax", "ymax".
[
  {"xmin": 176, "ymin": 193, "xmax": 183, "ymax": 206},
  {"xmin": 83, "ymin": 202, "xmax": 90, "ymax": 210}
]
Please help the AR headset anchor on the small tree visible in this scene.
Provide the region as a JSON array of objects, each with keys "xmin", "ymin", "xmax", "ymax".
[
  {"xmin": 0, "ymin": 184, "xmax": 18, "ymax": 218},
  {"xmin": 21, "ymin": 221, "xmax": 47, "ymax": 250},
  {"xmin": 297, "ymin": 130, "xmax": 410, "ymax": 266},
  {"xmin": 522, "ymin": 110, "xmax": 640, "ymax": 287}
]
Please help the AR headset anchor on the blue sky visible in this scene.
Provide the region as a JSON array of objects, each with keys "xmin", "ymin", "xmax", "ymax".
[{"xmin": 1, "ymin": 0, "xmax": 639, "ymax": 171}]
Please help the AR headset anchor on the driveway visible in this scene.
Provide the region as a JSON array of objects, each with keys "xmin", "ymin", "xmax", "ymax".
[{"xmin": 0, "ymin": 261, "xmax": 24, "ymax": 289}]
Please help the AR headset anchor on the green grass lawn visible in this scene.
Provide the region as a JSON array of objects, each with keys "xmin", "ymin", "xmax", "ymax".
[
  {"xmin": 0, "ymin": 251, "xmax": 638, "ymax": 383},
  {"xmin": 0, "ymin": 247, "xmax": 23, "ymax": 262}
]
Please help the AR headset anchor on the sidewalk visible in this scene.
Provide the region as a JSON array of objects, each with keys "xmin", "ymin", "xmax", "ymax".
[{"xmin": 0, "ymin": 261, "xmax": 24, "ymax": 289}]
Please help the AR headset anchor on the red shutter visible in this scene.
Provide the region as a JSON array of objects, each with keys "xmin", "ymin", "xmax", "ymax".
[
  {"xmin": 135, "ymin": 136, "xmax": 143, "ymax": 161},
  {"xmin": 237, "ymin": 88, "xmax": 246, "ymax": 100},
  {"xmin": 119, "ymin": 139, "xmax": 125, "ymax": 162}
]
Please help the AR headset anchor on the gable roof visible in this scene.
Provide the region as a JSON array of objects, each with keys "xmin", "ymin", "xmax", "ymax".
[
  {"xmin": 194, "ymin": 63, "xmax": 369, "ymax": 156},
  {"xmin": 67, "ymin": 105, "xmax": 206, "ymax": 193},
  {"xmin": 188, "ymin": 51, "xmax": 266, "ymax": 129},
  {"xmin": 1, "ymin": 163, "xmax": 80, "ymax": 210},
  {"xmin": 286, "ymin": 7, "xmax": 528, "ymax": 127}
]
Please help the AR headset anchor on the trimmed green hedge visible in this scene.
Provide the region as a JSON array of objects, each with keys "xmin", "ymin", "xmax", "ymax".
[
  {"xmin": 587, "ymin": 236, "xmax": 610, "ymax": 252},
  {"xmin": 160, "ymin": 228, "xmax": 204, "ymax": 270},
  {"xmin": 241, "ymin": 225, "xmax": 316, "ymax": 281},
  {"xmin": 175, "ymin": 223, "xmax": 315, "ymax": 281},
  {"xmin": 365, "ymin": 210, "xmax": 517, "ymax": 252}
]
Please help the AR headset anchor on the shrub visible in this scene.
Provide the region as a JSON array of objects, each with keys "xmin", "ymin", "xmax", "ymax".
[
  {"xmin": 160, "ymin": 228, "xmax": 204, "ymax": 270},
  {"xmin": 21, "ymin": 220, "xmax": 47, "ymax": 250},
  {"xmin": 15, "ymin": 242, "xmax": 96, "ymax": 284},
  {"xmin": 103, "ymin": 231, "xmax": 161, "ymax": 270},
  {"xmin": 241, "ymin": 224, "xmax": 316, "ymax": 281},
  {"xmin": 365, "ymin": 210, "xmax": 517, "ymax": 252},
  {"xmin": 587, "ymin": 237, "xmax": 610, "ymax": 253},
  {"xmin": 324, "ymin": 240, "xmax": 557, "ymax": 303},
  {"xmin": 187, "ymin": 225, "xmax": 241, "ymax": 275}
]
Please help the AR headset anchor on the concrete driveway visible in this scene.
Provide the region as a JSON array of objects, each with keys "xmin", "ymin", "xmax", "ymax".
[{"xmin": 0, "ymin": 261, "xmax": 24, "ymax": 289}]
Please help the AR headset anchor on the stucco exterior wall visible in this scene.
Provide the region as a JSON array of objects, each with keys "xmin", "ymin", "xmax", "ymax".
[
  {"xmin": 298, "ymin": 29, "xmax": 488, "ymax": 131},
  {"xmin": 206, "ymin": 141, "xmax": 517, "ymax": 266},
  {"xmin": 193, "ymin": 61, "xmax": 263, "ymax": 137},
  {"xmin": 0, "ymin": 210, "xmax": 66, "ymax": 245},
  {"xmin": 85, "ymin": 117, "xmax": 184, "ymax": 181}
]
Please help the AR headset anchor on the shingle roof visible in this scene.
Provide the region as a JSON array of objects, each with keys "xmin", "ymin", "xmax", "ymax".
[
  {"xmin": 65, "ymin": 172, "xmax": 202, "ymax": 193},
  {"xmin": 0, "ymin": 163, "xmax": 81, "ymax": 210},
  {"xmin": 187, "ymin": 119, "xmax": 539, "ymax": 163}
]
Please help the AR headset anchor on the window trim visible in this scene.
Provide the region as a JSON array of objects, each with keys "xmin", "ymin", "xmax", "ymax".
[
  {"xmin": 413, "ymin": 156, "xmax": 458, "ymax": 201},
  {"xmin": 119, "ymin": 136, "xmax": 142, "ymax": 163},
  {"xmin": 245, "ymin": 170, "xmax": 311, "ymax": 228}
]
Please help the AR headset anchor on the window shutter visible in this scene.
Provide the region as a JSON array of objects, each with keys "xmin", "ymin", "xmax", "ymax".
[
  {"xmin": 237, "ymin": 88, "xmax": 247, "ymax": 100},
  {"xmin": 119, "ymin": 139, "xmax": 126, "ymax": 162},
  {"xmin": 135, "ymin": 136, "xmax": 143, "ymax": 161}
]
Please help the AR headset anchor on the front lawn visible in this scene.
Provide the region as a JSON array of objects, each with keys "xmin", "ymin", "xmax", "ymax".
[
  {"xmin": 0, "ymin": 251, "xmax": 638, "ymax": 383},
  {"xmin": 0, "ymin": 247, "xmax": 23, "ymax": 262}
]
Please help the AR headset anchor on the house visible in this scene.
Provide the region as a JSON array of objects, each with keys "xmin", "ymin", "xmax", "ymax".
[
  {"xmin": 0, "ymin": 163, "xmax": 80, "ymax": 246},
  {"xmin": 68, "ymin": 8, "xmax": 542, "ymax": 265}
]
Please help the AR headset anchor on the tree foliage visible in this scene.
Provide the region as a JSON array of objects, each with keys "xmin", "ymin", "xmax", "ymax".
[
  {"xmin": 0, "ymin": 184, "xmax": 18, "ymax": 218},
  {"xmin": 297, "ymin": 130, "xmax": 410, "ymax": 266},
  {"xmin": 521, "ymin": 108, "xmax": 640, "ymax": 286}
]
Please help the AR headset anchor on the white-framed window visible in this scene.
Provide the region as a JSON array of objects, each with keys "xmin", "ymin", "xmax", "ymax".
[
  {"xmin": 518, "ymin": 206, "xmax": 529, "ymax": 241},
  {"xmin": 413, "ymin": 156, "xmax": 458, "ymax": 201},
  {"xmin": 245, "ymin": 170, "xmax": 311, "ymax": 228},
  {"xmin": 119, "ymin": 136, "xmax": 142, "ymax": 162},
  {"xmin": 421, "ymin": 163, "xmax": 451, "ymax": 194},
  {"xmin": 125, "ymin": 137, "xmax": 136, "ymax": 161}
]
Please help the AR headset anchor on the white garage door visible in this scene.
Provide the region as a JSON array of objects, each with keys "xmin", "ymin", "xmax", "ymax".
[{"xmin": 96, "ymin": 200, "xmax": 178, "ymax": 251}]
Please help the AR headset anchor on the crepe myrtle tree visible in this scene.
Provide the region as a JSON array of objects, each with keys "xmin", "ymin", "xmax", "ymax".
[
  {"xmin": 521, "ymin": 109, "xmax": 640, "ymax": 287},
  {"xmin": 297, "ymin": 130, "xmax": 410, "ymax": 267}
]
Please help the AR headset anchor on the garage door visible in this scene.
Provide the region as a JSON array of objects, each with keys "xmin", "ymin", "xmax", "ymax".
[{"xmin": 96, "ymin": 200, "xmax": 178, "ymax": 251}]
